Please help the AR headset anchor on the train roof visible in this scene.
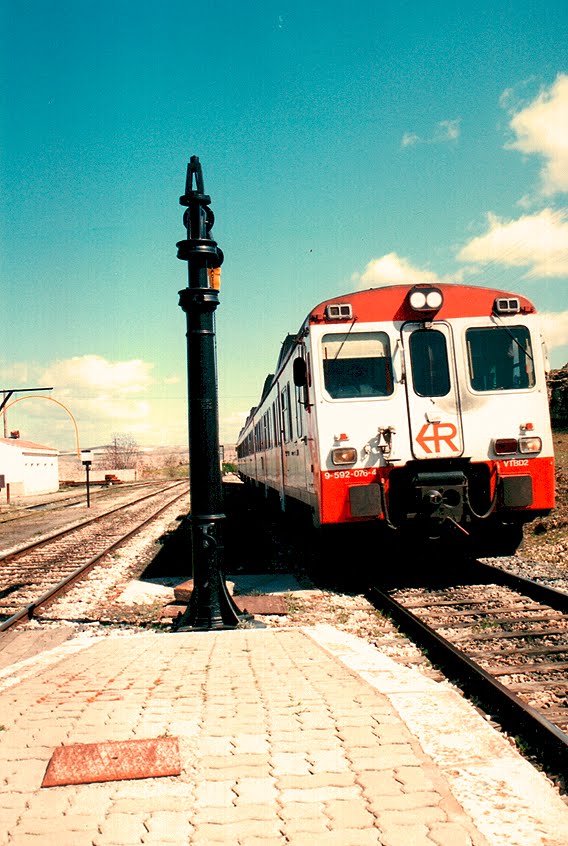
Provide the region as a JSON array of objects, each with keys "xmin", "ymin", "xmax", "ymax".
[{"xmin": 306, "ymin": 284, "xmax": 536, "ymax": 326}]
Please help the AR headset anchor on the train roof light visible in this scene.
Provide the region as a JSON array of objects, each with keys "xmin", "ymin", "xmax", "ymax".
[
  {"xmin": 325, "ymin": 303, "xmax": 353, "ymax": 320},
  {"xmin": 493, "ymin": 297, "xmax": 520, "ymax": 315},
  {"xmin": 408, "ymin": 286, "xmax": 443, "ymax": 313}
]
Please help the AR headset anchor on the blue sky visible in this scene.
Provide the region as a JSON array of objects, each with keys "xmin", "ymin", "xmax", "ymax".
[{"xmin": 1, "ymin": 1, "xmax": 567, "ymax": 451}]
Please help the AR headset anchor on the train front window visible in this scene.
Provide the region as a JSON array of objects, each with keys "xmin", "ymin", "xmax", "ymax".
[
  {"xmin": 409, "ymin": 329, "xmax": 450, "ymax": 397},
  {"xmin": 322, "ymin": 332, "xmax": 393, "ymax": 399},
  {"xmin": 467, "ymin": 326, "xmax": 535, "ymax": 391}
]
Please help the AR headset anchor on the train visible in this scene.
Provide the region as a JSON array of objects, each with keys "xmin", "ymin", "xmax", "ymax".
[{"xmin": 236, "ymin": 283, "xmax": 555, "ymax": 555}]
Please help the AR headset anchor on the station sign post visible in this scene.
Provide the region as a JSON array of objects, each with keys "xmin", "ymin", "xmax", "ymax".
[
  {"xmin": 174, "ymin": 156, "xmax": 248, "ymax": 630},
  {"xmin": 81, "ymin": 450, "xmax": 93, "ymax": 508}
]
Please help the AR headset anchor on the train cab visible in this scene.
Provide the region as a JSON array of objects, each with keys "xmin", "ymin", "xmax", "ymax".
[{"xmin": 237, "ymin": 283, "xmax": 555, "ymax": 555}]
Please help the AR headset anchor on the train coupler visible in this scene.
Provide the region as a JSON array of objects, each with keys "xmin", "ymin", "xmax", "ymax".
[{"xmin": 412, "ymin": 470, "xmax": 467, "ymax": 524}]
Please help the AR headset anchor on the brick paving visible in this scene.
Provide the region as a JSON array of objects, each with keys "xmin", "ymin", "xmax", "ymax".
[{"xmin": 0, "ymin": 624, "xmax": 567, "ymax": 845}]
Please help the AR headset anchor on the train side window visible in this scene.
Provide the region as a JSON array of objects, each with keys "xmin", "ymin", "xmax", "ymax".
[
  {"xmin": 295, "ymin": 361, "xmax": 304, "ymax": 438},
  {"xmin": 467, "ymin": 326, "xmax": 535, "ymax": 391},
  {"xmin": 295, "ymin": 386, "xmax": 303, "ymax": 438},
  {"xmin": 281, "ymin": 390, "xmax": 286, "ymax": 441},
  {"xmin": 272, "ymin": 401, "xmax": 280, "ymax": 445},
  {"xmin": 263, "ymin": 412, "xmax": 269, "ymax": 449},
  {"xmin": 322, "ymin": 332, "xmax": 394, "ymax": 399},
  {"xmin": 409, "ymin": 329, "xmax": 450, "ymax": 397},
  {"xmin": 281, "ymin": 384, "xmax": 293, "ymax": 442}
]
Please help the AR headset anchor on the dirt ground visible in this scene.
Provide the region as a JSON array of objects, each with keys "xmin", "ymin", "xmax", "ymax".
[{"xmin": 520, "ymin": 429, "xmax": 568, "ymax": 565}]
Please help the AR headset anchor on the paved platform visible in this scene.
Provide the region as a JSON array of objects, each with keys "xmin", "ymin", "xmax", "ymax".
[{"xmin": 0, "ymin": 624, "xmax": 567, "ymax": 845}]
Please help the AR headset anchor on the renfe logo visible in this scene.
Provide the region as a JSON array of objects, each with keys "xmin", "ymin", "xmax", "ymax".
[{"xmin": 416, "ymin": 422, "xmax": 459, "ymax": 454}]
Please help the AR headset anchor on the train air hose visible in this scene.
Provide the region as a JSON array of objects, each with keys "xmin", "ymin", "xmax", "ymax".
[
  {"xmin": 463, "ymin": 471, "xmax": 499, "ymax": 520},
  {"xmin": 378, "ymin": 480, "xmax": 401, "ymax": 530}
]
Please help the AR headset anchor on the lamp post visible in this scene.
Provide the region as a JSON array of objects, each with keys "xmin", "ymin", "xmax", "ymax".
[
  {"xmin": 81, "ymin": 450, "xmax": 93, "ymax": 508},
  {"xmin": 174, "ymin": 156, "xmax": 248, "ymax": 631}
]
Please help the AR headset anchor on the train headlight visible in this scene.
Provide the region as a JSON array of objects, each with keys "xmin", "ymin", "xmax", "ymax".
[
  {"xmin": 408, "ymin": 286, "xmax": 444, "ymax": 313},
  {"xmin": 409, "ymin": 290, "xmax": 427, "ymax": 309},
  {"xmin": 425, "ymin": 289, "xmax": 443, "ymax": 309},
  {"xmin": 519, "ymin": 436, "xmax": 542, "ymax": 454},
  {"xmin": 331, "ymin": 447, "xmax": 357, "ymax": 465}
]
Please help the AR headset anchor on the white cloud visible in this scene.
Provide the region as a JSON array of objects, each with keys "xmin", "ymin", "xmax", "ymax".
[
  {"xmin": 357, "ymin": 253, "xmax": 440, "ymax": 286},
  {"xmin": 435, "ymin": 118, "xmax": 461, "ymax": 142},
  {"xmin": 401, "ymin": 132, "xmax": 420, "ymax": 148},
  {"xmin": 401, "ymin": 118, "xmax": 461, "ymax": 148},
  {"xmin": 505, "ymin": 73, "xmax": 568, "ymax": 196},
  {"xmin": 41, "ymin": 355, "xmax": 154, "ymax": 396},
  {"xmin": 539, "ymin": 310, "xmax": 568, "ymax": 355},
  {"xmin": 355, "ymin": 252, "xmax": 468, "ymax": 288},
  {"xmin": 457, "ymin": 208, "xmax": 568, "ymax": 277}
]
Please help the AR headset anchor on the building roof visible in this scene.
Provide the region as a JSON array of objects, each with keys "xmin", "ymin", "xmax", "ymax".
[{"xmin": 0, "ymin": 438, "xmax": 58, "ymax": 455}]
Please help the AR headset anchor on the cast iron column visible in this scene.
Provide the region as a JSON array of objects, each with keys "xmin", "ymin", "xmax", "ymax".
[{"xmin": 174, "ymin": 156, "xmax": 246, "ymax": 630}]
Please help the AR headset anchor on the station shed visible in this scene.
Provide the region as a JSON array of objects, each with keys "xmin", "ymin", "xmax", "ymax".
[{"xmin": 0, "ymin": 436, "xmax": 59, "ymax": 502}]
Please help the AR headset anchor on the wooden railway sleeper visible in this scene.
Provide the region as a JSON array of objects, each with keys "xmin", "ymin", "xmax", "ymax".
[
  {"xmin": 467, "ymin": 643, "xmax": 568, "ymax": 659},
  {"xmin": 485, "ymin": 660, "xmax": 568, "ymax": 676},
  {"xmin": 455, "ymin": 627, "xmax": 568, "ymax": 640}
]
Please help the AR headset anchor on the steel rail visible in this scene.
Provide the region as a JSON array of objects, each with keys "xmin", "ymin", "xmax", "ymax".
[
  {"xmin": 368, "ymin": 583, "xmax": 568, "ymax": 780},
  {"xmin": 0, "ymin": 487, "xmax": 189, "ymax": 633},
  {"xmin": 0, "ymin": 481, "xmax": 187, "ymax": 564}
]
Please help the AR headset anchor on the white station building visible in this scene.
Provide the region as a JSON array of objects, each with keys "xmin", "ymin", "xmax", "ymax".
[{"xmin": 0, "ymin": 436, "xmax": 59, "ymax": 501}]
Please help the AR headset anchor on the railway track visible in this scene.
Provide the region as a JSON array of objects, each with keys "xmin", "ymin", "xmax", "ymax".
[
  {"xmin": 368, "ymin": 559, "xmax": 568, "ymax": 779},
  {"xmin": 0, "ymin": 481, "xmax": 188, "ymax": 632},
  {"xmin": 0, "ymin": 480, "xmax": 160, "ymax": 523}
]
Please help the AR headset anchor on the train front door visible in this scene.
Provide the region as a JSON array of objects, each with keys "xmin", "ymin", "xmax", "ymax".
[{"xmin": 401, "ymin": 322, "xmax": 464, "ymax": 460}]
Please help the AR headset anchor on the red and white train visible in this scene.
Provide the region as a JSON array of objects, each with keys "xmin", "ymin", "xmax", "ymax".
[{"xmin": 236, "ymin": 283, "xmax": 555, "ymax": 555}]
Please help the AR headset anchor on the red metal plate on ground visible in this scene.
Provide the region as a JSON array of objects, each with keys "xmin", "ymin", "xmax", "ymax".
[
  {"xmin": 234, "ymin": 594, "xmax": 288, "ymax": 615},
  {"xmin": 162, "ymin": 594, "xmax": 288, "ymax": 619},
  {"xmin": 41, "ymin": 737, "xmax": 180, "ymax": 787},
  {"xmin": 171, "ymin": 581, "xmax": 288, "ymax": 616}
]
